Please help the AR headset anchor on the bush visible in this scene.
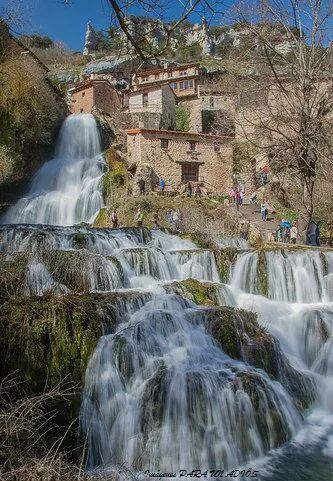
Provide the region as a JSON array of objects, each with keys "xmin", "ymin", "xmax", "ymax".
[
  {"xmin": 20, "ymin": 34, "xmax": 54, "ymax": 49},
  {"xmin": 175, "ymin": 105, "xmax": 190, "ymax": 131}
]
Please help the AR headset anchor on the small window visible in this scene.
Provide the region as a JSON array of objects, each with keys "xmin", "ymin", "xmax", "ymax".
[
  {"xmin": 142, "ymin": 76, "xmax": 149, "ymax": 83},
  {"xmin": 143, "ymin": 93, "xmax": 148, "ymax": 107},
  {"xmin": 82, "ymin": 91, "xmax": 85, "ymax": 97},
  {"xmin": 179, "ymin": 81, "xmax": 184, "ymax": 90},
  {"xmin": 210, "ymin": 97, "xmax": 214, "ymax": 108},
  {"xmin": 189, "ymin": 141, "xmax": 196, "ymax": 151},
  {"xmin": 214, "ymin": 143, "xmax": 220, "ymax": 152},
  {"xmin": 161, "ymin": 139, "xmax": 169, "ymax": 150},
  {"xmin": 184, "ymin": 80, "xmax": 189, "ymax": 89},
  {"xmin": 180, "ymin": 70, "xmax": 188, "ymax": 76},
  {"xmin": 189, "ymin": 79, "xmax": 194, "ymax": 88}
]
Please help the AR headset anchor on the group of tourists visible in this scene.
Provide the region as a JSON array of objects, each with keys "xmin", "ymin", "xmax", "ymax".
[
  {"xmin": 110, "ymin": 206, "xmax": 182, "ymax": 233},
  {"xmin": 228, "ymin": 188, "xmax": 244, "ymax": 210},
  {"xmin": 185, "ymin": 182, "xmax": 202, "ymax": 198},
  {"xmin": 269, "ymin": 219, "xmax": 298, "ymax": 244}
]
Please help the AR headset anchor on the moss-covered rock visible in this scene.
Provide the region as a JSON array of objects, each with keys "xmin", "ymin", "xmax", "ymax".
[
  {"xmin": 257, "ymin": 251, "xmax": 268, "ymax": 296},
  {"xmin": 206, "ymin": 306, "xmax": 315, "ymax": 410},
  {"xmin": 213, "ymin": 246, "xmax": 239, "ymax": 283},
  {"xmin": 232, "ymin": 371, "xmax": 292, "ymax": 448},
  {"xmin": 165, "ymin": 279, "xmax": 221, "ymax": 306},
  {"xmin": 0, "ymin": 294, "xmax": 116, "ymax": 391},
  {"xmin": 140, "ymin": 363, "xmax": 168, "ymax": 441}
]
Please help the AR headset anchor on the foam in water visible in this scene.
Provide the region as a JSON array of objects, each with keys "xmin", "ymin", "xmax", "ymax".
[
  {"xmin": 2, "ymin": 219, "xmax": 333, "ymax": 476},
  {"xmin": 1, "ymin": 114, "xmax": 105, "ymax": 226}
]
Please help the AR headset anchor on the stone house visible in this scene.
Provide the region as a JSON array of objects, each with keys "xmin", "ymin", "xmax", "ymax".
[
  {"xmin": 182, "ymin": 92, "xmax": 237, "ymax": 134},
  {"xmin": 68, "ymin": 79, "xmax": 121, "ymax": 115},
  {"xmin": 132, "ymin": 63, "xmax": 200, "ymax": 98},
  {"xmin": 126, "ymin": 128, "xmax": 234, "ymax": 193},
  {"xmin": 124, "ymin": 84, "xmax": 176, "ymax": 130}
]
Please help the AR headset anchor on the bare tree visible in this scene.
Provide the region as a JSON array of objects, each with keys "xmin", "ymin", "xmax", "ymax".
[{"xmin": 234, "ymin": 0, "xmax": 333, "ymax": 243}]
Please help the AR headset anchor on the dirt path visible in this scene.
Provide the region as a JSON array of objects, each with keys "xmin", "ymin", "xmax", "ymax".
[{"xmin": 230, "ymin": 203, "xmax": 278, "ymax": 241}]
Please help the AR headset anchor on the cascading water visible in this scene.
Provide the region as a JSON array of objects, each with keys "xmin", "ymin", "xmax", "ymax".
[
  {"xmin": 1, "ymin": 128, "xmax": 333, "ymax": 479},
  {"xmin": 231, "ymin": 249, "xmax": 333, "ymax": 478},
  {"xmin": 1, "ymin": 114, "xmax": 105, "ymax": 226}
]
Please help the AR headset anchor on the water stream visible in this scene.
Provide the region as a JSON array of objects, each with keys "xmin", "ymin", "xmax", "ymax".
[
  {"xmin": 1, "ymin": 114, "xmax": 332, "ymax": 479},
  {"xmin": 1, "ymin": 113, "xmax": 105, "ymax": 226}
]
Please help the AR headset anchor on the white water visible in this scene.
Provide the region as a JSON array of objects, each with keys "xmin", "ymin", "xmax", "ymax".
[
  {"xmin": 1, "ymin": 114, "xmax": 105, "ymax": 226},
  {"xmin": 231, "ymin": 249, "xmax": 333, "ymax": 472},
  {"xmin": 1, "ymin": 143, "xmax": 333, "ymax": 478}
]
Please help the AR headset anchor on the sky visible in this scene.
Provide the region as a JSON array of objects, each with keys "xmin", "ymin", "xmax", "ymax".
[{"xmin": 2, "ymin": 0, "xmax": 228, "ymax": 52}]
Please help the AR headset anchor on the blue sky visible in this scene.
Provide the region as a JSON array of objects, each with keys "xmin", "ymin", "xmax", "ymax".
[{"xmin": 6, "ymin": 0, "xmax": 227, "ymax": 52}]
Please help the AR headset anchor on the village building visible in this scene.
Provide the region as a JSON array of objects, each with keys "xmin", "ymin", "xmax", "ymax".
[
  {"xmin": 68, "ymin": 79, "xmax": 121, "ymax": 115},
  {"xmin": 182, "ymin": 92, "xmax": 237, "ymax": 134},
  {"xmin": 131, "ymin": 63, "xmax": 200, "ymax": 98},
  {"xmin": 123, "ymin": 84, "xmax": 176, "ymax": 130},
  {"xmin": 126, "ymin": 128, "xmax": 233, "ymax": 193}
]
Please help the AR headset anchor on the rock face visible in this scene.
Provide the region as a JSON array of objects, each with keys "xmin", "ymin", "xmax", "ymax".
[
  {"xmin": 186, "ymin": 18, "xmax": 215, "ymax": 55},
  {"xmin": 81, "ymin": 19, "xmax": 294, "ymax": 61},
  {"xmin": 83, "ymin": 22, "xmax": 99, "ymax": 55}
]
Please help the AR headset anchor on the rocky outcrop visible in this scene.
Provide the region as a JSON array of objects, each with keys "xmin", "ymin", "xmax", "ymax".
[
  {"xmin": 186, "ymin": 18, "xmax": 214, "ymax": 55},
  {"xmin": 83, "ymin": 22, "xmax": 99, "ymax": 55},
  {"xmin": 206, "ymin": 306, "xmax": 315, "ymax": 410}
]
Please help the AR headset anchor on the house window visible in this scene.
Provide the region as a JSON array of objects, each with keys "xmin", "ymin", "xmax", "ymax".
[
  {"xmin": 189, "ymin": 141, "xmax": 196, "ymax": 151},
  {"xmin": 214, "ymin": 143, "xmax": 220, "ymax": 152},
  {"xmin": 143, "ymin": 93, "xmax": 148, "ymax": 107},
  {"xmin": 161, "ymin": 139, "xmax": 169, "ymax": 150},
  {"xmin": 184, "ymin": 80, "xmax": 189, "ymax": 89},
  {"xmin": 142, "ymin": 76, "xmax": 149, "ymax": 83},
  {"xmin": 210, "ymin": 97, "xmax": 214, "ymax": 108},
  {"xmin": 180, "ymin": 70, "xmax": 188, "ymax": 76},
  {"xmin": 171, "ymin": 82, "xmax": 178, "ymax": 90},
  {"xmin": 182, "ymin": 163, "xmax": 199, "ymax": 182},
  {"xmin": 189, "ymin": 79, "xmax": 194, "ymax": 88},
  {"xmin": 179, "ymin": 81, "xmax": 184, "ymax": 90}
]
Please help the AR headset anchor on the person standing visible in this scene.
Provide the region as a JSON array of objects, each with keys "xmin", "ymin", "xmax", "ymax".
[
  {"xmin": 186, "ymin": 182, "xmax": 192, "ymax": 198},
  {"xmin": 235, "ymin": 190, "xmax": 242, "ymax": 211},
  {"xmin": 159, "ymin": 177, "xmax": 165, "ymax": 195},
  {"xmin": 135, "ymin": 207, "xmax": 144, "ymax": 227},
  {"xmin": 194, "ymin": 184, "xmax": 202, "ymax": 198},
  {"xmin": 138, "ymin": 178, "xmax": 145, "ymax": 196},
  {"xmin": 290, "ymin": 223, "xmax": 298, "ymax": 244},
  {"xmin": 110, "ymin": 207, "xmax": 118, "ymax": 228},
  {"xmin": 152, "ymin": 212, "xmax": 160, "ymax": 230},
  {"xmin": 261, "ymin": 202, "xmax": 268, "ymax": 221},
  {"xmin": 228, "ymin": 188, "xmax": 235, "ymax": 204}
]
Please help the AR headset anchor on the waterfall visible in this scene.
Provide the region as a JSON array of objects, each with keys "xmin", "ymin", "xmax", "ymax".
[
  {"xmin": 230, "ymin": 247, "xmax": 333, "ymax": 474},
  {"xmin": 1, "ymin": 221, "xmax": 333, "ymax": 476},
  {"xmin": 1, "ymin": 114, "xmax": 105, "ymax": 226}
]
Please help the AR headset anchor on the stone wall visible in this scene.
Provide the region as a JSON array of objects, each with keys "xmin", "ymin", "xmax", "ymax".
[
  {"xmin": 127, "ymin": 129, "xmax": 233, "ymax": 193},
  {"xmin": 71, "ymin": 85, "xmax": 94, "ymax": 114},
  {"xmin": 94, "ymin": 83, "xmax": 120, "ymax": 114},
  {"xmin": 182, "ymin": 94, "xmax": 237, "ymax": 133},
  {"xmin": 128, "ymin": 86, "xmax": 176, "ymax": 130}
]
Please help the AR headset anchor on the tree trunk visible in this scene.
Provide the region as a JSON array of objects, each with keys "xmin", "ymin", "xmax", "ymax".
[{"xmin": 298, "ymin": 178, "xmax": 315, "ymax": 245}]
